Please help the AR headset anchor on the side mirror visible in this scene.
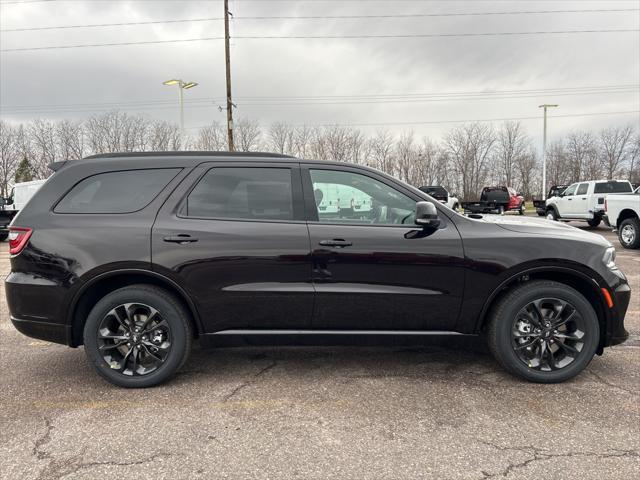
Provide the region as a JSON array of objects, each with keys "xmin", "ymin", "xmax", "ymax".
[{"xmin": 415, "ymin": 201, "xmax": 440, "ymax": 228}]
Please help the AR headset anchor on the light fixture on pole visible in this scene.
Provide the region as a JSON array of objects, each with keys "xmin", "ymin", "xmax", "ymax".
[
  {"xmin": 538, "ymin": 104, "xmax": 558, "ymax": 200},
  {"xmin": 163, "ymin": 79, "xmax": 199, "ymax": 137}
]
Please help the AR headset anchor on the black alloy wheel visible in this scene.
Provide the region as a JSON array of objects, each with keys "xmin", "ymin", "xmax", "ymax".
[
  {"xmin": 511, "ymin": 298, "xmax": 586, "ymax": 371},
  {"xmin": 84, "ymin": 285, "xmax": 192, "ymax": 388},
  {"xmin": 487, "ymin": 280, "xmax": 599, "ymax": 383},
  {"xmin": 97, "ymin": 303, "xmax": 172, "ymax": 376}
]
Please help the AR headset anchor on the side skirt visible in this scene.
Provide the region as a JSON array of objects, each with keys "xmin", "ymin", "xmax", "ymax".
[{"xmin": 200, "ymin": 330, "xmax": 482, "ymax": 349}]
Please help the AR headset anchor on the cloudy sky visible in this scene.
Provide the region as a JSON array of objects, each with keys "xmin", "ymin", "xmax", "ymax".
[{"xmin": 1, "ymin": 0, "xmax": 639, "ymax": 150}]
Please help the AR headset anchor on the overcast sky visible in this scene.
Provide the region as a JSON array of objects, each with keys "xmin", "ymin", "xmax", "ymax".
[{"xmin": 1, "ymin": 0, "xmax": 639, "ymax": 151}]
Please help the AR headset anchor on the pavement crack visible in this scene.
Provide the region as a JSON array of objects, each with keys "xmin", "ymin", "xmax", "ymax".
[
  {"xmin": 586, "ymin": 368, "xmax": 638, "ymax": 396},
  {"xmin": 222, "ymin": 359, "xmax": 277, "ymax": 402},
  {"xmin": 32, "ymin": 416, "xmax": 54, "ymax": 461},
  {"xmin": 478, "ymin": 441, "xmax": 639, "ymax": 478}
]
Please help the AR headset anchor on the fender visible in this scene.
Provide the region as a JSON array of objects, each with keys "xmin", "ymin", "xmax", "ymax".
[
  {"xmin": 474, "ymin": 264, "xmax": 607, "ymax": 333},
  {"xmin": 67, "ymin": 268, "xmax": 204, "ymax": 334}
]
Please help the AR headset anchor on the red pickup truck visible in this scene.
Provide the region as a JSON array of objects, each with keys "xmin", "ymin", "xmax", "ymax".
[{"xmin": 462, "ymin": 187, "xmax": 525, "ymax": 215}]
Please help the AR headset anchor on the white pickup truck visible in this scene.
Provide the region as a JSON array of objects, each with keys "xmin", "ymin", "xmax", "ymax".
[
  {"xmin": 0, "ymin": 179, "xmax": 47, "ymax": 241},
  {"xmin": 604, "ymin": 187, "xmax": 640, "ymax": 249},
  {"xmin": 545, "ymin": 180, "xmax": 634, "ymax": 228}
]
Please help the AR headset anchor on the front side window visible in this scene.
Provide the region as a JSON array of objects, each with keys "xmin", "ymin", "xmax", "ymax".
[
  {"xmin": 55, "ymin": 168, "xmax": 180, "ymax": 214},
  {"xmin": 577, "ymin": 183, "xmax": 589, "ymax": 195},
  {"xmin": 563, "ymin": 184, "xmax": 578, "ymax": 196},
  {"xmin": 183, "ymin": 167, "xmax": 294, "ymax": 221},
  {"xmin": 310, "ymin": 169, "xmax": 416, "ymax": 225}
]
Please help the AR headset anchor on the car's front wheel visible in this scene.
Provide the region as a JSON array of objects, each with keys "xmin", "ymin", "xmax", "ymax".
[
  {"xmin": 487, "ymin": 280, "xmax": 599, "ymax": 383},
  {"xmin": 546, "ymin": 208, "xmax": 558, "ymax": 221},
  {"xmin": 618, "ymin": 217, "xmax": 640, "ymax": 249},
  {"xmin": 83, "ymin": 285, "xmax": 193, "ymax": 388}
]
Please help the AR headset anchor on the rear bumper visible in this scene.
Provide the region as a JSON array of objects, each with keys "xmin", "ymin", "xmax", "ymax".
[{"xmin": 10, "ymin": 315, "xmax": 72, "ymax": 345}]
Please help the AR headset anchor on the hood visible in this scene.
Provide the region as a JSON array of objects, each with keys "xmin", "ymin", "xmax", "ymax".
[{"xmin": 472, "ymin": 215, "xmax": 612, "ymax": 247}]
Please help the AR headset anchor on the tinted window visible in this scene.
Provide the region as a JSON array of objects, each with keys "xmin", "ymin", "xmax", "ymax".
[
  {"xmin": 183, "ymin": 167, "xmax": 293, "ymax": 221},
  {"xmin": 577, "ymin": 183, "xmax": 589, "ymax": 195},
  {"xmin": 310, "ymin": 169, "xmax": 415, "ymax": 225},
  {"xmin": 55, "ymin": 169, "xmax": 180, "ymax": 214},
  {"xmin": 420, "ymin": 186, "xmax": 447, "ymax": 197},
  {"xmin": 594, "ymin": 181, "xmax": 632, "ymax": 194}
]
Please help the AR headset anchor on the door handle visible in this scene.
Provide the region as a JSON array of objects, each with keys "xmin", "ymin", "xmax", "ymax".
[
  {"xmin": 568, "ymin": 198, "xmax": 573, "ymax": 201},
  {"xmin": 319, "ymin": 239, "xmax": 353, "ymax": 248},
  {"xmin": 163, "ymin": 234, "xmax": 198, "ymax": 244}
]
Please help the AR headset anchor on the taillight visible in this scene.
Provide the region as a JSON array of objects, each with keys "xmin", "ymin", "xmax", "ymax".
[{"xmin": 8, "ymin": 227, "xmax": 32, "ymax": 255}]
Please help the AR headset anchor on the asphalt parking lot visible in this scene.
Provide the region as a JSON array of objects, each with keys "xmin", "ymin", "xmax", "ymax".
[{"xmin": 0, "ymin": 223, "xmax": 638, "ymax": 480}]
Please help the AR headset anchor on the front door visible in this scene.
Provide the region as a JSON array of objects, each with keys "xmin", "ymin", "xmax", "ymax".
[
  {"xmin": 557, "ymin": 183, "xmax": 578, "ymax": 217},
  {"xmin": 303, "ymin": 165, "xmax": 465, "ymax": 331},
  {"xmin": 151, "ymin": 162, "xmax": 314, "ymax": 332}
]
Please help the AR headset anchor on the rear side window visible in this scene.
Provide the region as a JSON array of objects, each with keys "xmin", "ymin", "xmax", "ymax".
[
  {"xmin": 577, "ymin": 183, "xmax": 589, "ymax": 195},
  {"xmin": 182, "ymin": 167, "xmax": 294, "ymax": 221},
  {"xmin": 55, "ymin": 169, "xmax": 180, "ymax": 214},
  {"xmin": 594, "ymin": 181, "xmax": 632, "ymax": 194}
]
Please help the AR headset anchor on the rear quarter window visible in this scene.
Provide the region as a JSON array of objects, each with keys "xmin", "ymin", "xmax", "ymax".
[
  {"xmin": 594, "ymin": 181, "xmax": 632, "ymax": 194},
  {"xmin": 55, "ymin": 168, "xmax": 180, "ymax": 214}
]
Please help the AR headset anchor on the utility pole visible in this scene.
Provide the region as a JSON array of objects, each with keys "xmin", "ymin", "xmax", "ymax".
[
  {"xmin": 538, "ymin": 104, "xmax": 558, "ymax": 200},
  {"xmin": 224, "ymin": 0, "xmax": 235, "ymax": 151}
]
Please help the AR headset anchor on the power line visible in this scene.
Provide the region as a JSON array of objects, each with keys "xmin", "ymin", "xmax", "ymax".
[
  {"xmin": 4, "ymin": 8, "xmax": 637, "ymax": 32},
  {"xmin": 184, "ymin": 110, "xmax": 640, "ymax": 130},
  {"xmin": 2, "ymin": 29, "xmax": 637, "ymax": 52},
  {"xmin": 2, "ymin": 85, "xmax": 637, "ymax": 114}
]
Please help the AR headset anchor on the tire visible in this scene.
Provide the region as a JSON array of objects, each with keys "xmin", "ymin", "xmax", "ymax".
[
  {"xmin": 486, "ymin": 280, "xmax": 599, "ymax": 383},
  {"xmin": 518, "ymin": 204, "xmax": 525, "ymax": 215},
  {"xmin": 83, "ymin": 285, "xmax": 193, "ymax": 388},
  {"xmin": 497, "ymin": 206, "xmax": 505, "ymax": 215},
  {"xmin": 618, "ymin": 217, "xmax": 640, "ymax": 249},
  {"xmin": 0, "ymin": 232, "xmax": 7, "ymax": 242},
  {"xmin": 453, "ymin": 203, "xmax": 459, "ymax": 212},
  {"xmin": 587, "ymin": 217, "xmax": 601, "ymax": 228},
  {"xmin": 546, "ymin": 208, "xmax": 558, "ymax": 221}
]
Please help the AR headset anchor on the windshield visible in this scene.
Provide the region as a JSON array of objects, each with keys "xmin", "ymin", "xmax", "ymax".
[
  {"xmin": 594, "ymin": 181, "xmax": 632, "ymax": 194},
  {"xmin": 420, "ymin": 186, "xmax": 447, "ymax": 197}
]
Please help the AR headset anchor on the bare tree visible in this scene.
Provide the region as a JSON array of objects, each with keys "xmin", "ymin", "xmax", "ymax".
[
  {"xmin": 235, "ymin": 117, "xmax": 261, "ymax": 152},
  {"xmin": 56, "ymin": 119, "xmax": 85, "ymax": 160},
  {"xmin": 629, "ymin": 133, "xmax": 640, "ymax": 184},
  {"xmin": 565, "ymin": 131, "xmax": 598, "ymax": 182},
  {"xmin": 267, "ymin": 122, "xmax": 294, "ymax": 155},
  {"xmin": 29, "ymin": 119, "xmax": 59, "ymax": 177},
  {"xmin": 444, "ymin": 123, "xmax": 495, "ymax": 200},
  {"xmin": 495, "ymin": 121, "xmax": 530, "ymax": 187},
  {"xmin": 599, "ymin": 126, "xmax": 633, "ymax": 179},
  {"xmin": 515, "ymin": 146, "xmax": 539, "ymax": 199},
  {"xmin": 148, "ymin": 121, "xmax": 182, "ymax": 151},
  {"xmin": 195, "ymin": 122, "xmax": 227, "ymax": 151},
  {"xmin": 0, "ymin": 121, "xmax": 19, "ymax": 197},
  {"xmin": 368, "ymin": 130, "xmax": 395, "ymax": 173}
]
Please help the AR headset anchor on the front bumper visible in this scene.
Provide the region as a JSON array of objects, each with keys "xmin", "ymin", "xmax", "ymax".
[{"xmin": 605, "ymin": 282, "xmax": 631, "ymax": 347}]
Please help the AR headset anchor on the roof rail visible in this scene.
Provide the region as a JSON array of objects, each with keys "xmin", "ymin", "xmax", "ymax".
[{"xmin": 83, "ymin": 151, "xmax": 297, "ymax": 160}]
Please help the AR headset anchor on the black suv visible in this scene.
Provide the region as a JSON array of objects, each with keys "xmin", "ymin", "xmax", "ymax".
[{"xmin": 6, "ymin": 152, "xmax": 630, "ymax": 387}]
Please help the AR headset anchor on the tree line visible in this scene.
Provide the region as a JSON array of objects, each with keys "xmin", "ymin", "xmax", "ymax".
[{"xmin": 0, "ymin": 110, "xmax": 638, "ymax": 200}]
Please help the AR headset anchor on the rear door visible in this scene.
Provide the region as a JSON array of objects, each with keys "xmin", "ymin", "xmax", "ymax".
[
  {"xmin": 151, "ymin": 162, "xmax": 314, "ymax": 332},
  {"xmin": 302, "ymin": 165, "xmax": 465, "ymax": 331}
]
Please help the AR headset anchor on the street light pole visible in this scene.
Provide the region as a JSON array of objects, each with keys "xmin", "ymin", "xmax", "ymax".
[
  {"xmin": 163, "ymin": 79, "xmax": 198, "ymax": 139},
  {"xmin": 539, "ymin": 104, "xmax": 558, "ymax": 200}
]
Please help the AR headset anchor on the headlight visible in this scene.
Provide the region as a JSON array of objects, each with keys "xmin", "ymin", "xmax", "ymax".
[{"xmin": 603, "ymin": 246, "xmax": 617, "ymax": 270}]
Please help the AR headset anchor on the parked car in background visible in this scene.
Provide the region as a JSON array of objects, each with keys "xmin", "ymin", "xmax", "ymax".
[
  {"xmin": 545, "ymin": 180, "xmax": 634, "ymax": 228},
  {"xmin": 0, "ymin": 179, "xmax": 47, "ymax": 241},
  {"xmin": 6, "ymin": 152, "xmax": 629, "ymax": 387},
  {"xmin": 462, "ymin": 186, "xmax": 524, "ymax": 215},
  {"xmin": 418, "ymin": 185, "xmax": 459, "ymax": 210},
  {"xmin": 533, "ymin": 185, "xmax": 569, "ymax": 216},
  {"xmin": 604, "ymin": 186, "xmax": 640, "ymax": 249}
]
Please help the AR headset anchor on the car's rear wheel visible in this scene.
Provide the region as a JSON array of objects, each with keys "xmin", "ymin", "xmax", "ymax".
[
  {"xmin": 83, "ymin": 285, "xmax": 193, "ymax": 388},
  {"xmin": 618, "ymin": 218, "xmax": 640, "ymax": 249},
  {"xmin": 487, "ymin": 280, "xmax": 599, "ymax": 383},
  {"xmin": 0, "ymin": 232, "xmax": 7, "ymax": 242}
]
